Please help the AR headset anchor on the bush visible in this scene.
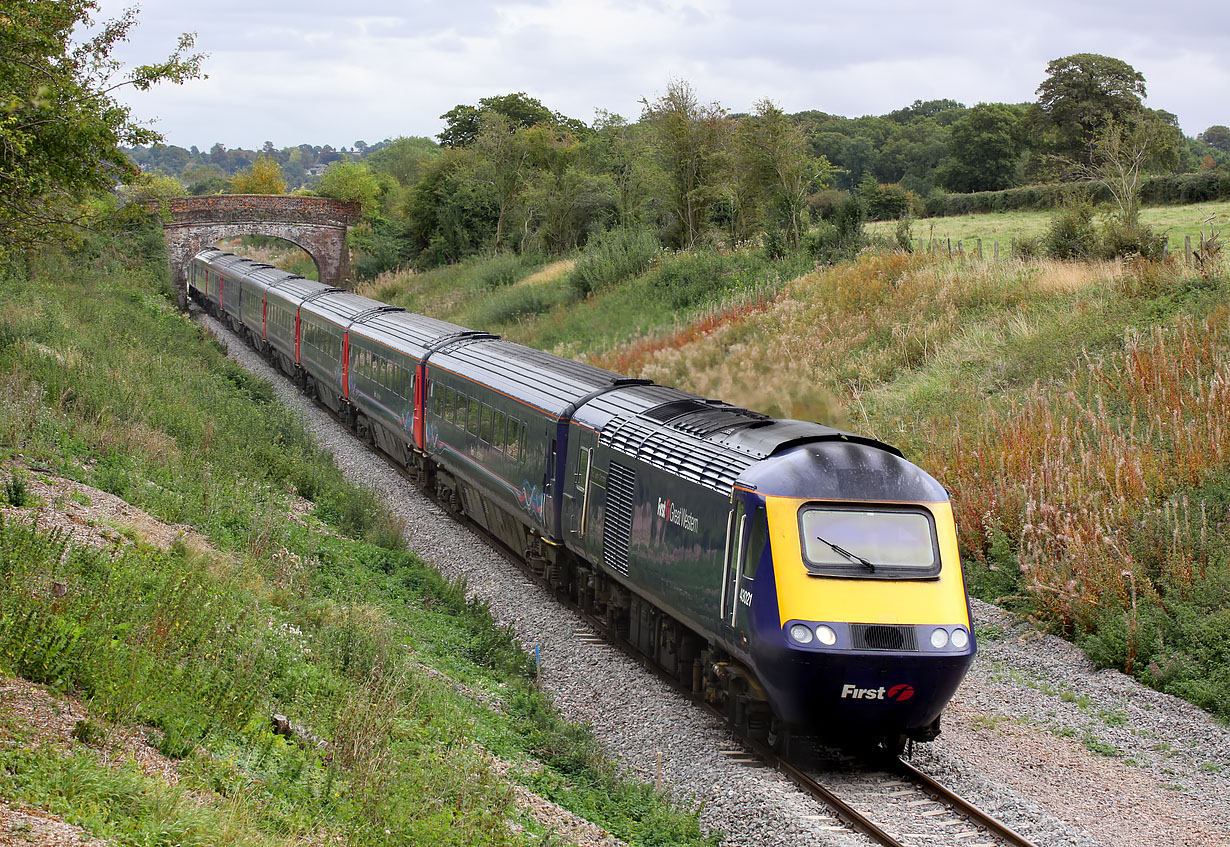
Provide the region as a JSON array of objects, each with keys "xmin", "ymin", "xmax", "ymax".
[
  {"xmin": 568, "ymin": 227, "xmax": 660, "ymax": 297},
  {"xmin": 464, "ymin": 282, "xmax": 572, "ymax": 327},
  {"xmin": 1098, "ymin": 220, "xmax": 1168, "ymax": 261},
  {"xmin": 806, "ymin": 188, "xmax": 848, "ymax": 222},
  {"xmin": 476, "ymin": 252, "xmax": 543, "ymax": 290},
  {"xmin": 1044, "ymin": 200, "xmax": 1098, "ymax": 259},
  {"xmin": 860, "ymin": 179, "xmax": 917, "ymax": 221},
  {"xmin": 649, "ymin": 252, "xmax": 728, "ymax": 310}
]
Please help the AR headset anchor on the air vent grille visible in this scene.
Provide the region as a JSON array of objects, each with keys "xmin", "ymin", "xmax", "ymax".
[
  {"xmin": 851, "ymin": 624, "xmax": 917, "ymax": 651},
  {"xmin": 602, "ymin": 462, "xmax": 635, "ymax": 575}
]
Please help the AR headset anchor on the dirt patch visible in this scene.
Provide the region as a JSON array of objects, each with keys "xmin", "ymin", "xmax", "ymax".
[
  {"xmin": 0, "ymin": 802, "xmax": 107, "ymax": 847},
  {"xmin": 0, "ymin": 677, "xmax": 180, "ymax": 787},
  {"xmin": 1, "ymin": 463, "xmax": 207, "ymax": 554}
]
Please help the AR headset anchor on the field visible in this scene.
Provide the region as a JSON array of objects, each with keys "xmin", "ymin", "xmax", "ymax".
[
  {"xmin": 0, "ymin": 228, "xmax": 714, "ymax": 847},
  {"xmin": 869, "ymin": 199, "xmax": 1230, "ymax": 253}
]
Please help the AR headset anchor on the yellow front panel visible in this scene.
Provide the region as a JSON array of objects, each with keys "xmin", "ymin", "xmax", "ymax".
[{"xmin": 767, "ymin": 496, "xmax": 970, "ymax": 627}]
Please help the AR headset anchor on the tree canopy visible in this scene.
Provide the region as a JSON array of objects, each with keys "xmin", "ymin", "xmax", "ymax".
[
  {"xmin": 0, "ymin": 0, "xmax": 203, "ymax": 252},
  {"xmin": 1033, "ymin": 53, "xmax": 1147, "ymax": 165},
  {"xmin": 229, "ymin": 154, "xmax": 286, "ymax": 194},
  {"xmin": 437, "ymin": 92, "xmax": 587, "ymax": 148}
]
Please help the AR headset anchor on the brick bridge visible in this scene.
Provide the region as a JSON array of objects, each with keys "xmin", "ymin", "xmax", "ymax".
[{"xmin": 150, "ymin": 195, "xmax": 362, "ymax": 297}]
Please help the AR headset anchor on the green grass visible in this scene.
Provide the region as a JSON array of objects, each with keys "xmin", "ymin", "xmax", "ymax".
[
  {"xmin": 0, "ymin": 227, "xmax": 717, "ymax": 847},
  {"xmin": 870, "ymin": 200, "xmax": 1230, "ymax": 253}
]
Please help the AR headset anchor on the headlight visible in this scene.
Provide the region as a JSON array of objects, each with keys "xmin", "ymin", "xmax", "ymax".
[
  {"xmin": 950, "ymin": 627, "xmax": 969, "ymax": 649},
  {"xmin": 930, "ymin": 627, "xmax": 950, "ymax": 649},
  {"xmin": 815, "ymin": 624, "xmax": 838, "ymax": 646},
  {"xmin": 788, "ymin": 623, "xmax": 814, "ymax": 644}
]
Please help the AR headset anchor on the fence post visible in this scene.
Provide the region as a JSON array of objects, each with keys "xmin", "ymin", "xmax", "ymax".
[
  {"xmin": 947, "ymin": 238, "xmax": 952, "ymax": 256},
  {"xmin": 1011, "ymin": 237, "xmax": 1017, "ymax": 256},
  {"xmin": 994, "ymin": 241, "xmax": 1000, "ymax": 261},
  {"xmin": 977, "ymin": 238, "xmax": 983, "ymax": 259},
  {"xmin": 1185, "ymin": 234, "xmax": 1193, "ymax": 263},
  {"xmin": 958, "ymin": 240, "xmax": 964, "ymax": 256}
]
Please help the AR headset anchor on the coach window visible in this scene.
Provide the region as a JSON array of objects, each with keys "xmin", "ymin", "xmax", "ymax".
[
  {"xmin": 492, "ymin": 411, "xmax": 507, "ymax": 451},
  {"xmin": 467, "ymin": 397, "xmax": 480, "ymax": 435},
  {"xmin": 479, "ymin": 404, "xmax": 493, "ymax": 444},
  {"xmin": 742, "ymin": 505, "xmax": 768, "ymax": 579}
]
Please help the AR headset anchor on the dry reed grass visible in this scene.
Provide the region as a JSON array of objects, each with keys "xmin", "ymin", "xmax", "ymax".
[
  {"xmin": 924, "ymin": 305, "xmax": 1230, "ymax": 629},
  {"xmin": 515, "ymin": 259, "xmax": 575, "ymax": 287}
]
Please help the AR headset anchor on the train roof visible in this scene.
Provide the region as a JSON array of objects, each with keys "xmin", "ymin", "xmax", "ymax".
[
  {"xmin": 575, "ymin": 383, "xmax": 902, "ymax": 494},
  {"xmin": 298, "ymin": 290, "xmax": 387, "ymax": 328},
  {"xmin": 195, "ymin": 248, "xmax": 315, "ymax": 292},
  {"xmin": 429, "ymin": 338, "xmax": 628, "ymax": 418},
  {"xmin": 352, "ymin": 311, "xmax": 474, "ymax": 359}
]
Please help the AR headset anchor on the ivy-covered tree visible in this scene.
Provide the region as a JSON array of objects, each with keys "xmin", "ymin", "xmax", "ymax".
[{"xmin": 0, "ymin": 0, "xmax": 203, "ymax": 253}]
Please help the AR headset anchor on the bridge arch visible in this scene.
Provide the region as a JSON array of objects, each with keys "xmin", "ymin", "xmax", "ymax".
[{"xmin": 150, "ymin": 195, "xmax": 362, "ymax": 299}]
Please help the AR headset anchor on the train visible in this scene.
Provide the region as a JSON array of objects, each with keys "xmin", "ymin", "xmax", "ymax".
[{"xmin": 186, "ymin": 247, "xmax": 976, "ymax": 752}]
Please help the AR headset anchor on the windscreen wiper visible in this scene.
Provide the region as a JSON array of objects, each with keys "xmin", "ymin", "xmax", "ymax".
[{"xmin": 816, "ymin": 535, "xmax": 876, "ymax": 573}]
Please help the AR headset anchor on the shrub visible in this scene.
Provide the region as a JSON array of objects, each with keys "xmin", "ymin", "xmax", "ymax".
[
  {"xmin": 1044, "ymin": 200, "xmax": 1098, "ymax": 259},
  {"xmin": 464, "ymin": 282, "xmax": 572, "ymax": 327},
  {"xmin": 860, "ymin": 180, "xmax": 917, "ymax": 221},
  {"xmin": 568, "ymin": 227, "xmax": 660, "ymax": 297},
  {"xmin": 477, "ymin": 252, "xmax": 542, "ymax": 290},
  {"xmin": 1098, "ymin": 220, "xmax": 1168, "ymax": 261},
  {"xmin": 806, "ymin": 188, "xmax": 848, "ymax": 222},
  {"xmin": 649, "ymin": 252, "xmax": 728, "ymax": 310}
]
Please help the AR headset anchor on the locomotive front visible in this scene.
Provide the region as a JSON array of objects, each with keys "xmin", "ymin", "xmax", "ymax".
[{"xmin": 734, "ymin": 438, "xmax": 975, "ymax": 746}]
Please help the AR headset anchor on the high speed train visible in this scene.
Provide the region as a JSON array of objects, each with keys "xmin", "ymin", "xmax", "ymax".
[{"xmin": 187, "ymin": 247, "xmax": 976, "ymax": 751}]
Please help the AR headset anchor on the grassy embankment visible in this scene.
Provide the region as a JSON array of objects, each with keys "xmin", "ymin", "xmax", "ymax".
[
  {"xmin": 372, "ymin": 227, "xmax": 1230, "ymax": 723},
  {"xmin": 0, "ymin": 229, "xmax": 716, "ymax": 846}
]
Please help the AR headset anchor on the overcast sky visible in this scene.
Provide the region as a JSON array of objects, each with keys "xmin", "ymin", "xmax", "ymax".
[{"xmin": 92, "ymin": 0, "xmax": 1230, "ymax": 151}]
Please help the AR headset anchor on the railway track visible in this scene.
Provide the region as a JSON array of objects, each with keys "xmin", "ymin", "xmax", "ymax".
[{"xmin": 206, "ymin": 309, "xmax": 1046, "ymax": 847}]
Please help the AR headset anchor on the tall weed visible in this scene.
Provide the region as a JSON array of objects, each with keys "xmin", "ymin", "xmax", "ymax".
[{"xmin": 568, "ymin": 228, "xmax": 660, "ymax": 297}]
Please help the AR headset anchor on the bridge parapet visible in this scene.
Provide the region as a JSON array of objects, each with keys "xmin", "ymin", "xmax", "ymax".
[{"xmin": 147, "ymin": 194, "xmax": 362, "ymax": 298}]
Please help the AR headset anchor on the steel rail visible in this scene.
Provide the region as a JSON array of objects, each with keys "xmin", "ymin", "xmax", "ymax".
[{"xmin": 892, "ymin": 756, "xmax": 1042, "ymax": 847}]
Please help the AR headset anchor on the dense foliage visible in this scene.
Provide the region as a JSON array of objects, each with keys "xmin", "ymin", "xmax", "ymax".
[
  {"xmin": 122, "ymin": 53, "xmax": 1227, "ymax": 279},
  {"xmin": 0, "ymin": 0, "xmax": 201, "ymax": 253}
]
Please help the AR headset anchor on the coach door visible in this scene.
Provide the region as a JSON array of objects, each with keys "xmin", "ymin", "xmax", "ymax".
[
  {"xmin": 720, "ymin": 498, "xmax": 747, "ymax": 628},
  {"xmin": 566, "ymin": 428, "xmax": 601, "ymax": 550}
]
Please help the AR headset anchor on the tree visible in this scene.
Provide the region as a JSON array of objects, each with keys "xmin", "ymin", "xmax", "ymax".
[
  {"xmin": 583, "ymin": 112, "xmax": 661, "ymax": 230},
  {"xmin": 229, "ymin": 155, "xmax": 286, "ymax": 194},
  {"xmin": 364, "ymin": 137, "xmax": 439, "ymax": 186},
  {"xmin": 941, "ymin": 103, "xmax": 1026, "ymax": 192},
  {"xmin": 736, "ymin": 100, "xmax": 832, "ymax": 245},
  {"xmin": 1033, "ymin": 54, "xmax": 1147, "ymax": 165},
  {"xmin": 641, "ymin": 80, "xmax": 731, "ymax": 248},
  {"xmin": 317, "ymin": 161, "xmax": 381, "ymax": 216},
  {"xmin": 438, "ymin": 92, "xmax": 586, "ymax": 148},
  {"xmin": 0, "ymin": 0, "xmax": 203, "ymax": 251},
  {"xmin": 1199, "ymin": 125, "xmax": 1230, "ymax": 153},
  {"xmin": 1066, "ymin": 114, "xmax": 1159, "ymax": 230}
]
